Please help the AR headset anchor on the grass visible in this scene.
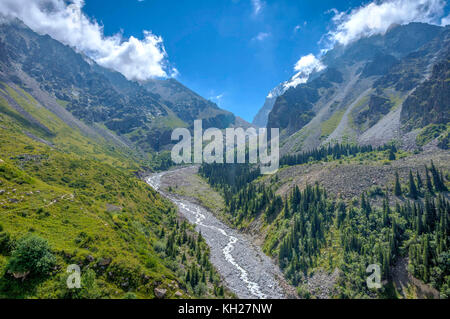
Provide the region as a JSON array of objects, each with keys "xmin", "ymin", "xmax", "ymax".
[
  {"xmin": 0, "ymin": 83, "xmax": 230, "ymax": 299},
  {"xmin": 168, "ymin": 171, "xmax": 226, "ymax": 218},
  {"xmin": 416, "ymin": 123, "xmax": 449, "ymax": 147},
  {"xmin": 321, "ymin": 109, "xmax": 346, "ymax": 139},
  {"xmin": 387, "ymin": 92, "xmax": 404, "ymax": 111},
  {"xmin": 0, "ymin": 82, "xmax": 142, "ymax": 170},
  {"xmin": 348, "ymin": 95, "xmax": 370, "ymax": 131}
]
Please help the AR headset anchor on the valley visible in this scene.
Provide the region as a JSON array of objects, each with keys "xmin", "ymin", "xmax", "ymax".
[
  {"xmin": 146, "ymin": 167, "xmax": 291, "ymax": 299},
  {"xmin": 0, "ymin": 4, "xmax": 449, "ymax": 301}
]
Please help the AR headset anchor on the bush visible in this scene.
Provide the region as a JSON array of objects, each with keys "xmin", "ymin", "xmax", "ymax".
[
  {"xmin": 153, "ymin": 240, "xmax": 166, "ymax": 253},
  {"xmin": 123, "ymin": 292, "xmax": 138, "ymax": 299},
  {"xmin": 194, "ymin": 282, "xmax": 206, "ymax": 296},
  {"xmin": 297, "ymin": 284, "xmax": 311, "ymax": 299},
  {"xmin": 7, "ymin": 235, "xmax": 56, "ymax": 277},
  {"xmin": 368, "ymin": 185, "xmax": 385, "ymax": 198},
  {"xmin": 0, "ymin": 232, "xmax": 12, "ymax": 255}
]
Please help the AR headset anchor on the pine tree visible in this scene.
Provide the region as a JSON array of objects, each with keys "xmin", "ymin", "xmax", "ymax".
[
  {"xmin": 382, "ymin": 197, "xmax": 391, "ymax": 226},
  {"xmin": 394, "ymin": 172, "xmax": 402, "ymax": 196},
  {"xmin": 283, "ymin": 196, "xmax": 290, "ymax": 218},
  {"xmin": 416, "ymin": 171, "xmax": 423, "ymax": 189},
  {"xmin": 439, "ymin": 170, "xmax": 448, "ymax": 191},
  {"xmin": 388, "ymin": 148, "xmax": 396, "ymax": 161},
  {"xmin": 409, "ymin": 170, "xmax": 418, "ymax": 200},
  {"xmin": 425, "ymin": 166, "xmax": 434, "ymax": 194},
  {"xmin": 430, "ymin": 161, "xmax": 447, "ymax": 192},
  {"xmin": 422, "ymin": 236, "xmax": 430, "ymax": 281},
  {"xmin": 416, "ymin": 204, "xmax": 423, "ymax": 235}
]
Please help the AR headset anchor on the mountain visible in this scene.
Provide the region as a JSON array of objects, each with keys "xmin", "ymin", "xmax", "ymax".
[
  {"xmin": 0, "ymin": 19, "xmax": 240, "ymax": 154},
  {"xmin": 252, "ymin": 83, "xmax": 286, "ymax": 128},
  {"xmin": 0, "ymin": 19, "xmax": 235, "ymax": 299},
  {"xmin": 142, "ymin": 78, "xmax": 235, "ymax": 130},
  {"xmin": 256, "ymin": 23, "xmax": 450, "ymax": 154}
]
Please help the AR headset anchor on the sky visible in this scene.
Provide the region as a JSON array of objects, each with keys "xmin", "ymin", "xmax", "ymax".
[{"xmin": 0, "ymin": 0, "xmax": 449, "ymax": 122}]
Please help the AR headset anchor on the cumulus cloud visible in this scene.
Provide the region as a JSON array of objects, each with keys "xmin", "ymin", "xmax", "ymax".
[
  {"xmin": 442, "ymin": 14, "xmax": 450, "ymax": 25},
  {"xmin": 209, "ymin": 93, "xmax": 225, "ymax": 106},
  {"xmin": 252, "ymin": 32, "xmax": 270, "ymax": 42},
  {"xmin": 328, "ymin": 0, "xmax": 447, "ymax": 46},
  {"xmin": 251, "ymin": 0, "xmax": 264, "ymax": 16},
  {"xmin": 284, "ymin": 54, "xmax": 326, "ymax": 89},
  {"xmin": 0, "ymin": 0, "xmax": 170, "ymax": 80},
  {"xmin": 285, "ymin": 0, "xmax": 448, "ymax": 90}
]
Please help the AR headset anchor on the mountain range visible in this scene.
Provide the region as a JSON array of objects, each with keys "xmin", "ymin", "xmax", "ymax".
[
  {"xmin": 0, "ymin": 16, "xmax": 449, "ymax": 300},
  {"xmin": 253, "ymin": 22, "xmax": 449, "ymax": 154},
  {"xmin": 0, "ymin": 19, "xmax": 240, "ymax": 156}
]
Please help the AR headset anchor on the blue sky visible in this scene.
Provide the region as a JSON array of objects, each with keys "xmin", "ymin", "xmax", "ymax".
[
  {"xmin": 1, "ymin": 1, "xmax": 449, "ymax": 122},
  {"xmin": 2, "ymin": 0, "xmax": 443, "ymax": 124},
  {"xmin": 3, "ymin": 0, "xmax": 448, "ymax": 123},
  {"xmin": 81, "ymin": 0, "xmax": 371, "ymax": 122}
]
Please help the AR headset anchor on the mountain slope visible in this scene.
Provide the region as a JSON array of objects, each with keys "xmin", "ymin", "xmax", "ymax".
[
  {"xmin": 257, "ymin": 23, "xmax": 450, "ymax": 154},
  {"xmin": 0, "ymin": 71, "xmax": 230, "ymax": 301},
  {"xmin": 142, "ymin": 78, "xmax": 236, "ymax": 130},
  {"xmin": 0, "ymin": 19, "xmax": 233, "ymax": 299},
  {"xmin": 0, "ymin": 19, "xmax": 239, "ymax": 153},
  {"xmin": 252, "ymin": 84, "xmax": 286, "ymax": 128}
]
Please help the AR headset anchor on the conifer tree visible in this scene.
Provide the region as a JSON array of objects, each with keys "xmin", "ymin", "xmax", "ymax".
[
  {"xmin": 430, "ymin": 161, "xmax": 447, "ymax": 192},
  {"xmin": 388, "ymin": 148, "xmax": 396, "ymax": 161},
  {"xmin": 283, "ymin": 196, "xmax": 290, "ymax": 218},
  {"xmin": 425, "ymin": 166, "xmax": 434, "ymax": 194},
  {"xmin": 409, "ymin": 170, "xmax": 419, "ymax": 199},
  {"xmin": 394, "ymin": 172, "xmax": 402, "ymax": 196},
  {"xmin": 416, "ymin": 170, "xmax": 423, "ymax": 190}
]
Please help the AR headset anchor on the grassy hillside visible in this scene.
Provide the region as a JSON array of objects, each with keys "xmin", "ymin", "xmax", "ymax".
[{"xmin": 0, "ymin": 83, "xmax": 229, "ymax": 299}]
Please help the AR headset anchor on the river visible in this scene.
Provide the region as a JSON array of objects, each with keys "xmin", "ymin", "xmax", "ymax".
[{"xmin": 146, "ymin": 168, "xmax": 287, "ymax": 299}]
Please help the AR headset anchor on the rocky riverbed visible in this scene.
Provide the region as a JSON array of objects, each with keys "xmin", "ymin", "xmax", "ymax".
[{"xmin": 146, "ymin": 167, "xmax": 288, "ymax": 299}]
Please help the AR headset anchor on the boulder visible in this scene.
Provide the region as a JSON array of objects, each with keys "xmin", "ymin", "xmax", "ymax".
[
  {"xmin": 154, "ymin": 288, "xmax": 167, "ymax": 299},
  {"xmin": 12, "ymin": 271, "xmax": 30, "ymax": 280},
  {"xmin": 175, "ymin": 291, "xmax": 183, "ymax": 297},
  {"xmin": 98, "ymin": 258, "xmax": 112, "ymax": 266}
]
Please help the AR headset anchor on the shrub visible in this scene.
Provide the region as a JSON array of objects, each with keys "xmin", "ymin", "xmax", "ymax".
[
  {"xmin": 297, "ymin": 284, "xmax": 311, "ymax": 299},
  {"xmin": 123, "ymin": 292, "xmax": 138, "ymax": 299},
  {"xmin": 153, "ymin": 240, "xmax": 166, "ymax": 253},
  {"xmin": 0, "ymin": 231, "xmax": 12, "ymax": 255},
  {"xmin": 7, "ymin": 235, "xmax": 56, "ymax": 277},
  {"xmin": 194, "ymin": 282, "xmax": 206, "ymax": 296},
  {"xmin": 368, "ymin": 185, "xmax": 385, "ymax": 198}
]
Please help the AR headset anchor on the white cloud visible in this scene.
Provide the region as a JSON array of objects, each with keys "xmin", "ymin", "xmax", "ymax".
[
  {"xmin": 0, "ymin": 0, "xmax": 170, "ymax": 80},
  {"xmin": 251, "ymin": 0, "xmax": 264, "ymax": 16},
  {"xmin": 442, "ymin": 14, "xmax": 450, "ymax": 25},
  {"xmin": 209, "ymin": 93, "xmax": 224, "ymax": 106},
  {"xmin": 328, "ymin": 0, "xmax": 447, "ymax": 46},
  {"xmin": 279, "ymin": 0, "xmax": 448, "ymax": 96},
  {"xmin": 252, "ymin": 32, "xmax": 270, "ymax": 41},
  {"xmin": 294, "ymin": 54, "xmax": 325, "ymax": 73},
  {"xmin": 170, "ymin": 67, "xmax": 179, "ymax": 78},
  {"xmin": 284, "ymin": 54, "xmax": 326, "ymax": 89}
]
